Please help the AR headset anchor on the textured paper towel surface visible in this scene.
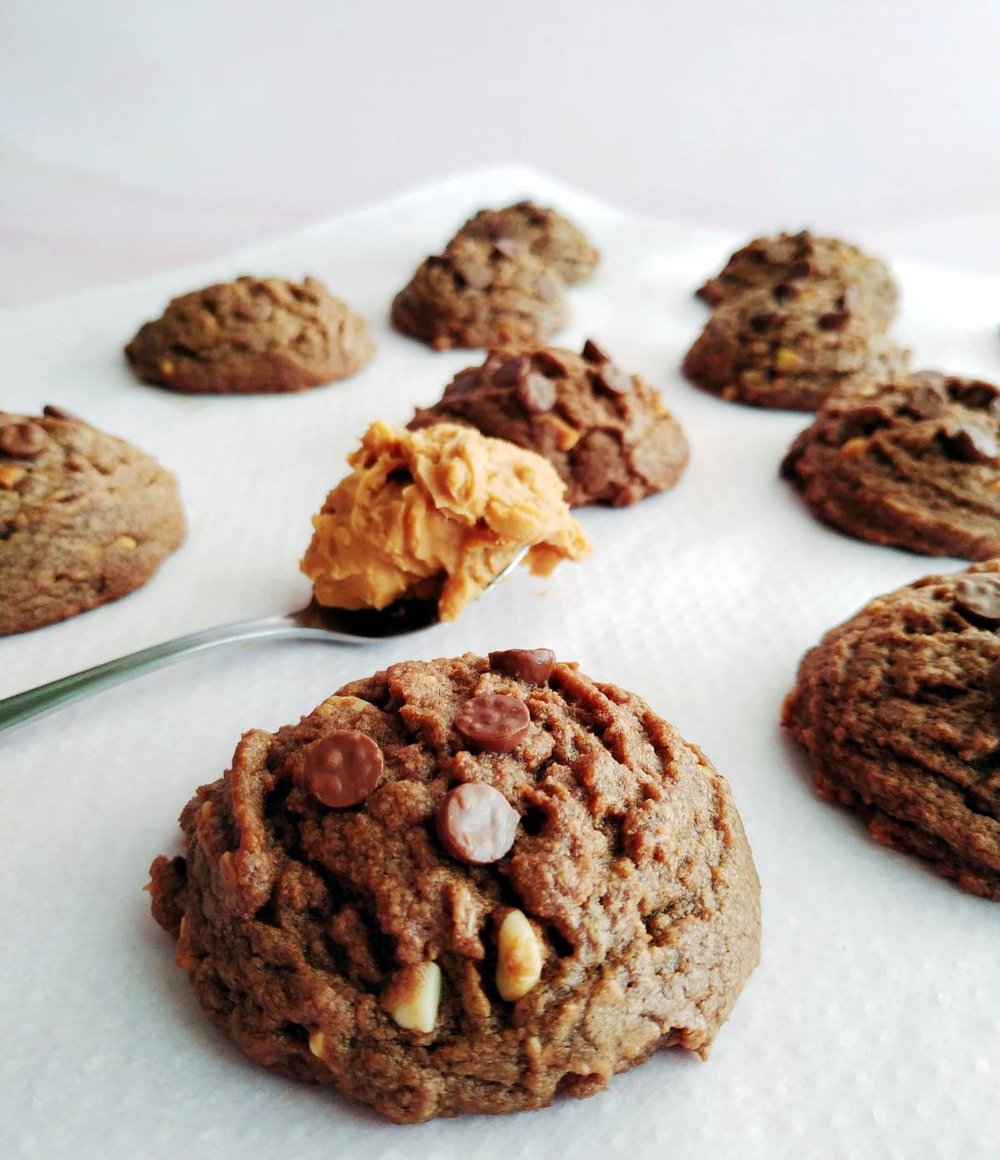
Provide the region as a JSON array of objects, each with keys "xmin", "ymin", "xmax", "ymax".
[{"xmin": 1, "ymin": 168, "xmax": 997, "ymax": 1160}]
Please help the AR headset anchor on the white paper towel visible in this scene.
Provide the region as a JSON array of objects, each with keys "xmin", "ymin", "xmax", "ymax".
[{"xmin": 0, "ymin": 167, "xmax": 997, "ymax": 1160}]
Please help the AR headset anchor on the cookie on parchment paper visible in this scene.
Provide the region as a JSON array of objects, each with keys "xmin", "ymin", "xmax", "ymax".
[
  {"xmin": 683, "ymin": 283, "xmax": 908, "ymax": 411},
  {"xmin": 409, "ymin": 339, "xmax": 688, "ymax": 507},
  {"xmin": 0, "ymin": 406, "xmax": 185, "ymax": 634},
  {"xmin": 125, "ymin": 275, "xmax": 373, "ymax": 394},
  {"xmin": 781, "ymin": 371, "xmax": 1000, "ymax": 558},
  {"xmin": 783, "ymin": 564, "xmax": 1000, "ymax": 900},
  {"xmin": 391, "ymin": 235, "xmax": 567, "ymax": 351},
  {"xmin": 149, "ymin": 651, "xmax": 761, "ymax": 1122},
  {"xmin": 696, "ymin": 229, "xmax": 898, "ymax": 328}
]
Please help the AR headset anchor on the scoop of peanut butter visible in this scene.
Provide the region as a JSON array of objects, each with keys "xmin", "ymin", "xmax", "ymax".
[{"xmin": 300, "ymin": 420, "xmax": 591, "ymax": 620}]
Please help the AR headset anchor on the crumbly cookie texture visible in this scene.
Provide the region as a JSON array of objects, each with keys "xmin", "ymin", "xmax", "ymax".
[
  {"xmin": 454, "ymin": 201, "xmax": 599, "ymax": 286},
  {"xmin": 783, "ymin": 564, "xmax": 1000, "ymax": 900},
  {"xmin": 696, "ymin": 230, "xmax": 898, "ymax": 327},
  {"xmin": 125, "ymin": 275, "xmax": 373, "ymax": 394},
  {"xmin": 409, "ymin": 340, "xmax": 688, "ymax": 507},
  {"xmin": 148, "ymin": 652, "xmax": 761, "ymax": 1122},
  {"xmin": 390, "ymin": 235, "xmax": 567, "ymax": 351},
  {"xmin": 299, "ymin": 420, "xmax": 590, "ymax": 621},
  {"xmin": 682, "ymin": 283, "xmax": 909, "ymax": 411},
  {"xmin": 781, "ymin": 372, "xmax": 1000, "ymax": 558},
  {"xmin": 0, "ymin": 407, "xmax": 185, "ymax": 634}
]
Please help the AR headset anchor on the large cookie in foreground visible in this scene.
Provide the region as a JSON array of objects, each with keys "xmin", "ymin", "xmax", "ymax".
[
  {"xmin": 125, "ymin": 275, "xmax": 374, "ymax": 394},
  {"xmin": 783, "ymin": 564, "xmax": 1000, "ymax": 900},
  {"xmin": 149, "ymin": 652, "xmax": 761, "ymax": 1122},
  {"xmin": 409, "ymin": 340, "xmax": 688, "ymax": 507},
  {"xmin": 683, "ymin": 283, "xmax": 908, "ymax": 411},
  {"xmin": 0, "ymin": 407, "xmax": 185, "ymax": 634},
  {"xmin": 696, "ymin": 229, "xmax": 898, "ymax": 328},
  {"xmin": 781, "ymin": 372, "xmax": 1000, "ymax": 558},
  {"xmin": 390, "ymin": 236, "xmax": 566, "ymax": 351}
]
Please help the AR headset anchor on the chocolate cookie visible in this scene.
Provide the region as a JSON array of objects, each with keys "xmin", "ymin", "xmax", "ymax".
[
  {"xmin": 125, "ymin": 276, "xmax": 374, "ymax": 394},
  {"xmin": 149, "ymin": 652, "xmax": 761, "ymax": 1122},
  {"xmin": 696, "ymin": 230, "xmax": 898, "ymax": 328},
  {"xmin": 783, "ymin": 564, "xmax": 1000, "ymax": 900},
  {"xmin": 454, "ymin": 201, "xmax": 599, "ymax": 285},
  {"xmin": 0, "ymin": 407, "xmax": 185, "ymax": 634},
  {"xmin": 409, "ymin": 340, "xmax": 688, "ymax": 506},
  {"xmin": 781, "ymin": 372, "xmax": 1000, "ymax": 558},
  {"xmin": 682, "ymin": 284, "xmax": 908, "ymax": 410},
  {"xmin": 390, "ymin": 236, "xmax": 567, "ymax": 351}
]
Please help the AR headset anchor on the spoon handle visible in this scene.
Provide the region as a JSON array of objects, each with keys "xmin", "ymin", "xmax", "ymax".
[{"xmin": 0, "ymin": 616, "xmax": 315, "ymax": 732}]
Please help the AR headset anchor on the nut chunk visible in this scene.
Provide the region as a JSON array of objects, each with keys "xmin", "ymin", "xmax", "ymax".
[
  {"xmin": 383, "ymin": 962, "xmax": 442, "ymax": 1033},
  {"xmin": 496, "ymin": 909, "xmax": 543, "ymax": 1001},
  {"xmin": 299, "ymin": 420, "xmax": 591, "ymax": 621}
]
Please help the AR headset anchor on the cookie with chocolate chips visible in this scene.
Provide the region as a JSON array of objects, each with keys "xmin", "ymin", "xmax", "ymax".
[
  {"xmin": 781, "ymin": 372, "xmax": 1000, "ymax": 557},
  {"xmin": 390, "ymin": 235, "xmax": 567, "ymax": 351},
  {"xmin": 0, "ymin": 407, "xmax": 185, "ymax": 634},
  {"xmin": 454, "ymin": 201, "xmax": 599, "ymax": 286},
  {"xmin": 148, "ymin": 651, "xmax": 760, "ymax": 1122},
  {"xmin": 409, "ymin": 340, "xmax": 688, "ymax": 506},
  {"xmin": 683, "ymin": 283, "xmax": 908, "ymax": 410},
  {"xmin": 125, "ymin": 275, "xmax": 374, "ymax": 394},
  {"xmin": 783, "ymin": 563, "xmax": 1000, "ymax": 900},
  {"xmin": 696, "ymin": 230, "xmax": 899, "ymax": 327}
]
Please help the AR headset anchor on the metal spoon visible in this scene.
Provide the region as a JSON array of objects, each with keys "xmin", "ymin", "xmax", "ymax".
[{"xmin": 0, "ymin": 547, "xmax": 529, "ymax": 732}]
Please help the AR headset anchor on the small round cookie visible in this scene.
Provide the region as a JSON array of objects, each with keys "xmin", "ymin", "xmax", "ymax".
[
  {"xmin": 696, "ymin": 230, "xmax": 898, "ymax": 328},
  {"xmin": 409, "ymin": 340, "xmax": 689, "ymax": 506},
  {"xmin": 454, "ymin": 201, "xmax": 599, "ymax": 285},
  {"xmin": 0, "ymin": 406, "xmax": 185, "ymax": 634},
  {"xmin": 783, "ymin": 563, "xmax": 1000, "ymax": 900},
  {"xmin": 390, "ymin": 236, "xmax": 567, "ymax": 351},
  {"xmin": 149, "ymin": 652, "xmax": 761, "ymax": 1122},
  {"xmin": 781, "ymin": 371, "xmax": 1000, "ymax": 558},
  {"xmin": 682, "ymin": 284, "xmax": 909, "ymax": 410},
  {"xmin": 125, "ymin": 275, "xmax": 374, "ymax": 394}
]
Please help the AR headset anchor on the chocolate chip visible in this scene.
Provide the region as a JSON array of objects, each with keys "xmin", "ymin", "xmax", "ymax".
[
  {"xmin": 953, "ymin": 379, "xmax": 1000, "ymax": 411},
  {"xmin": 494, "ymin": 356, "xmax": 529, "ymax": 388},
  {"xmin": 42, "ymin": 404, "xmax": 80, "ymax": 422},
  {"xmin": 531, "ymin": 350, "xmax": 570, "ymax": 376},
  {"xmin": 303, "ymin": 731, "xmax": 384, "ymax": 808},
  {"xmin": 954, "ymin": 576, "xmax": 1000, "ymax": 627},
  {"xmin": 818, "ymin": 309, "xmax": 850, "ymax": 331},
  {"xmin": 939, "ymin": 422, "xmax": 998, "ymax": 464},
  {"xmin": 749, "ymin": 310, "xmax": 781, "ymax": 332},
  {"xmin": 517, "ymin": 372, "xmax": 557, "ymax": 413},
  {"xmin": 435, "ymin": 783, "xmax": 520, "ymax": 865},
  {"xmin": 0, "ymin": 422, "xmax": 47, "ymax": 460},
  {"xmin": 581, "ymin": 339, "xmax": 609, "ymax": 364},
  {"xmin": 772, "ymin": 282, "xmax": 800, "ymax": 303},
  {"xmin": 990, "ymin": 657, "xmax": 1000, "ymax": 703},
  {"xmin": 452, "ymin": 255, "xmax": 494, "ymax": 291},
  {"xmin": 492, "ymin": 235, "xmax": 528, "ymax": 259},
  {"xmin": 594, "ymin": 364, "xmax": 631, "ymax": 395},
  {"xmin": 489, "ymin": 648, "xmax": 555, "ymax": 684},
  {"xmin": 444, "ymin": 368, "xmax": 482, "ymax": 398},
  {"xmin": 902, "ymin": 383, "xmax": 947, "ymax": 420},
  {"xmin": 454, "ymin": 694, "xmax": 530, "ymax": 752}
]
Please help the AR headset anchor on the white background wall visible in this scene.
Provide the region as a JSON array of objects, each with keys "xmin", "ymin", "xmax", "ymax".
[{"xmin": 4, "ymin": 0, "xmax": 1000, "ymax": 305}]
